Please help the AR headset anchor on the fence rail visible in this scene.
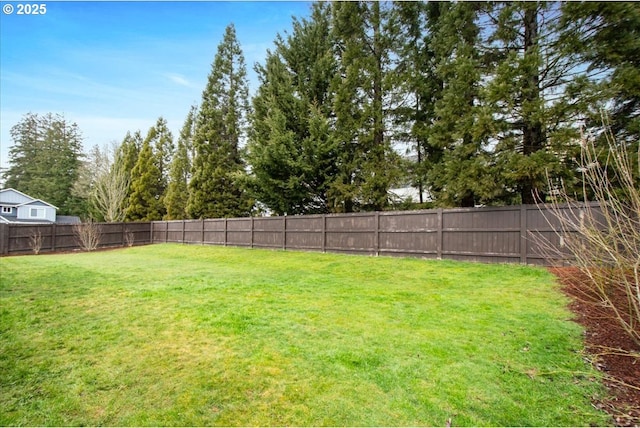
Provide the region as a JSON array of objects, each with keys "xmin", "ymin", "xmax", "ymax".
[
  {"xmin": 151, "ymin": 204, "xmax": 595, "ymax": 265},
  {"xmin": 0, "ymin": 222, "xmax": 152, "ymax": 256},
  {"xmin": 0, "ymin": 204, "xmax": 596, "ymax": 264}
]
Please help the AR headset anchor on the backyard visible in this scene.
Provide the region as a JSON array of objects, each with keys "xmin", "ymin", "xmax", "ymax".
[{"xmin": 0, "ymin": 244, "xmax": 610, "ymax": 426}]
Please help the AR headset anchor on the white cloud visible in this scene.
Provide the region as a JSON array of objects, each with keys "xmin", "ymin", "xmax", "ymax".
[{"xmin": 164, "ymin": 73, "xmax": 195, "ymax": 88}]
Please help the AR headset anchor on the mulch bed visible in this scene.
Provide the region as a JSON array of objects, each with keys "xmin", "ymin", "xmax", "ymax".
[{"xmin": 550, "ymin": 267, "xmax": 640, "ymax": 427}]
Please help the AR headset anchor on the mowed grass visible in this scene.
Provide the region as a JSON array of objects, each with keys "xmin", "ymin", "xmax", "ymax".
[{"xmin": 0, "ymin": 244, "xmax": 608, "ymax": 426}]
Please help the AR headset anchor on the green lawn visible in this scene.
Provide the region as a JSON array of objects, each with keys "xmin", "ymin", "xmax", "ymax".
[{"xmin": 0, "ymin": 244, "xmax": 608, "ymax": 426}]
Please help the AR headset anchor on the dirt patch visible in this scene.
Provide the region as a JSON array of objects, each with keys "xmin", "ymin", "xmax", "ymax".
[{"xmin": 550, "ymin": 267, "xmax": 640, "ymax": 427}]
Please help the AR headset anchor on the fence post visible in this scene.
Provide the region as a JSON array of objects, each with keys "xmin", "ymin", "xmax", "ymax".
[
  {"xmin": 0, "ymin": 224, "xmax": 8, "ymax": 255},
  {"xmin": 282, "ymin": 215, "xmax": 287, "ymax": 250},
  {"xmin": 250, "ymin": 217, "xmax": 254, "ymax": 248},
  {"xmin": 437, "ymin": 208, "xmax": 443, "ymax": 260},
  {"xmin": 181, "ymin": 220, "xmax": 186, "ymax": 243},
  {"xmin": 520, "ymin": 205, "xmax": 528, "ymax": 264},
  {"xmin": 201, "ymin": 219, "xmax": 205, "ymax": 244},
  {"xmin": 375, "ymin": 212, "xmax": 380, "ymax": 256},
  {"xmin": 322, "ymin": 214, "xmax": 326, "ymax": 253},
  {"xmin": 224, "ymin": 218, "xmax": 228, "ymax": 246},
  {"xmin": 51, "ymin": 223, "xmax": 57, "ymax": 252}
]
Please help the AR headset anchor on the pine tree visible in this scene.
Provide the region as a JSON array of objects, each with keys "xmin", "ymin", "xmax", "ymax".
[
  {"xmin": 116, "ymin": 130, "xmax": 143, "ymax": 215},
  {"xmin": 126, "ymin": 138, "xmax": 164, "ymax": 221},
  {"xmin": 187, "ymin": 24, "xmax": 252, "ymax": 219},
  {"xmin": 425, "ymin": 2, "xmax": 495, "ymax": 207},
  {"xmin": 165, "ymin": 106, "xmax": 196, "ymax": 219},
  {"xmin": 562, "ymin": 2, "xmax": 640, "ymax": 144},
  {"xmin": 146, "ymin": 117, "xmax": 174, "ymax": 193},
  {"xmin": 484, "ymin": 2, "xmax": 583, "ymax": 204},
  {"xmin": 330, "ymin": 1, "xmax": 399, "ymax": 212},
  {"xmin": 141, "ymin": 117, "xmax": 174, "ymax": 218},
  {"xmin": 388, "ymin": 2, "xmax": 444, "ymax": 205},
  {"xmin": 246, "ymin": 2, "xmax": 338, "ymax": 215},
  {"xmin": 4, "ymin": 112, "xmax": 84, "ymax": 215}
]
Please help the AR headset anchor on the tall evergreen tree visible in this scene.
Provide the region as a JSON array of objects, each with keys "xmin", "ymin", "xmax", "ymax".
[
  {"xmin": 165, "ymin": 106, "xmax": 196, "ymax": 220},
  {"xmin": 126, "ymin": 137, "xmax": 164, "ymax": 221},
  {"xmin": 142, "ymin": 117, "xmax": 174, "ymax": 217},
  {"xmin": 116, "ymin": 130, "xmax": 143, "ymax": 215},
  {"xmin": 388, "ymin": 1, "xmax": 444, "ymax": 205},
  {"xmin": 4, "ymin": 112, "xmax": 84, "ymax": 214},
  {"xmin": 484, "ymin": 2, "xmax": 583, "ymax": 204},
  {"xmin": 330, "ymin": 1, "xmax": 399, "ymax": 212},
  {"xmin": 247, "ymin": 2, "xmax": 338, "ymax": 215},
  {"xmin": 425, "ymin": 2, "xmax": 495, "ymax": 207},
  {"xmin": 187, "ymin": 24, "xmax": 252, "ymax": 219},
  {"xmin": 561, "ymin": 2, "xmax": 640, "ymax": 144},
  {"xmin": 146, "ymin": 117, "xmax": 174, "ymax": 192}
]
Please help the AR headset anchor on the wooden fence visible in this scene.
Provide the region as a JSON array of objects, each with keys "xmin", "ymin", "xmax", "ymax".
[
  {"xmin": 0, "ymin": 222, "xmax": 152, "ymax": 256},
  {"xmin": 151, "ymin": 204, "xmax": 593, "ymax": 265}
]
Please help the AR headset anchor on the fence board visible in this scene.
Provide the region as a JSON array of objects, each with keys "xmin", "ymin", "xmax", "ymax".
[
  {"xmin": 1, "ymin": 204, "xmax": 601, "ymax": 265},
  {"xmin": 149, "ymin": 204, "xmax": 601, "ymax": 265},
  {"xmin": 0, "ymin": 222, "xmax": 152, "ymax": 256}
]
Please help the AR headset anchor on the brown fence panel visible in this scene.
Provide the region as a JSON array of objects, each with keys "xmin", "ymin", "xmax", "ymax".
[
  {"xmin": 253, "ymin": 217, "xmax": 284, "ymax": 249},
  {"xmin": 0, "ymin": 222, "xmax": 151, "ymax": 256},
  {"xmin": 204, "ymin": 219, "xmax": 226, "ymax": 244},
  {"xmin": 378, "ymin": 210, "xmax": 439, "ymax": 257},
  {"xmin": 183, "ymin": 220, "xmax": 204, "ymax": 244},
  {"xmin": 226, "ymin": 218, "xmax": 252, "ymax": 247},
  {"xmin": 146, "ymin": 204, "xmax": 603, "ymax": 266},
  {"xmin": 286, "ymin": 216, "xmax": 323, "ymax": 251},
  {"xmin": 325, "ymin": 213, "xmax": 376, "ymax": 255}
]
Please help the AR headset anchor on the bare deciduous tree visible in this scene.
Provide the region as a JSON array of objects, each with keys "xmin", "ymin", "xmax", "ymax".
[
  {"xmin": 29, "ymin": 229, "xmax": 43, "ymax": 255},
  {"xmin": 124, "ymin": 229, "xmax": 135, "ymax": 247},
  {"xmin": 92, "ymin": 143, "xmax": 130, "ymax": 223},
  {"xmin": 539, "ymin": 121, "xmax": 639, "ymax": 347},
  {"xmin": 74, "ymin": 221, "xmax": 102, "ymax": 252}
]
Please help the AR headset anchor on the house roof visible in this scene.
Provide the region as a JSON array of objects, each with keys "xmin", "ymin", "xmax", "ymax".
[
  {"xmin": 18, "ymin": 199, "xmax": 57, "ymax": 209},
  {"xmin": 0, "ymin": 188, "xmax": 59, "ymax": 209}
]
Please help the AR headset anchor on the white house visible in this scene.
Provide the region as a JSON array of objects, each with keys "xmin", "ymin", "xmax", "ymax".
[{"xmin": 0, "ymin": 188, "xmax": 58, "ymax": 224}]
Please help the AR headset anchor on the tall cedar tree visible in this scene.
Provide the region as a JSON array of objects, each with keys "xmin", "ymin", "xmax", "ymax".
[
  {"xmin": 165, "ymin": 106, "xmax": 196, "ymax": 219},
  {"xmin": 387, "ymin": 2, "xmax": 443, "ymax": 206},
  {"xmin": 484, "ymin": 2, "xmax": 584, "ymax": 204},
  {"xmin": 126, "ymin": 136, "xmax": 164, "ymax": 221},
  {"xmin": 562, "ymin": 2, "xmax": 640, "ymax": 143},
  {"xmin": 561, "ymin": 2, "xmax": 640, "ymax": 189},
  {"xmin": 4, "ymin": 113, "xmax": 84, "ymax": 215},
  {"xmin": 247, "ymin": 2, "xmax": 338, "ymax": 215},
  {"xmin": 330, "ymin": 1, "xmax": 399, "ymax": 212},
  {"xmin": 116, "ymin": 130, "xmax": 142, "ymax": 215},
  {"xmin": 187, "ymin": 24, "xmax": 252, "ymax": 219},
  {"xmin": 146, "ymin": 117, "xmax": 174, "ymax": 201},
  {"xmin": 426, "ymin": 2, "xmax": 495, "ymax": 207}
]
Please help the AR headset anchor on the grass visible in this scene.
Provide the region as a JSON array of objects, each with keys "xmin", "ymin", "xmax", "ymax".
[{"xmin": 0, "ymin": 244, "xmax": 609, "ymax": 426}]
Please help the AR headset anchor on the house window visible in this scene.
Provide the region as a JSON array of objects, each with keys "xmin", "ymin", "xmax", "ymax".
[
  {"xmin": 30, "ymin": 208, "xmax": 46, "ymax": 218},
  {"xmin": 1, "ymin": 206, "xmax": 11, "ymax": 214}
]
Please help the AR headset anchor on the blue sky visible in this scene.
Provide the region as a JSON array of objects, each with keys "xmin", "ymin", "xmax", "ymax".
[{"xmin": 0, "ymin": 1, "xmax": 313, "ymax": 172}]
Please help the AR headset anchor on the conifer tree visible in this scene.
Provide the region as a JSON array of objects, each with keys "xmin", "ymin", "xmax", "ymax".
[
  {"xmin": 388, "ymin": 2, "xmax": 444, "ymax": 205},
  {"xmin": 126, "ymin": 138, "xmax": 164, "ymax": 221},
  {"xmin": 330, "ymin": 1, "xmax": 399, "ymax": 212},
  {"xmin": 4, "ymin": 113, "xmax": 84, "ymax": 214},
  {"xmin": 146, "ymin": 117, "xmax": 174, "ymax": 194},
  {"xmin": 187, "ymin": 24, "xmax": 252, "ymax": 219},
  {"xmin": 561, "ymin": 2, "xmax": 640, "ymax": 144},
  {"xmin": 247, "ymin": 3, "xmax": 338, "ymax": 215},
  {"xmin": 426, "ymin": 2, "xmax": 495, "ymax": 207},
  {"xmin": 484, "ymin": 2, "xmax": 583, "ymax": 204},
  {"xmin": 165, "ymin": 106, "xmax": 196, "ymax": 219}
]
